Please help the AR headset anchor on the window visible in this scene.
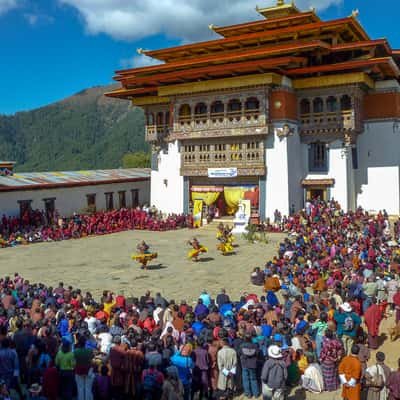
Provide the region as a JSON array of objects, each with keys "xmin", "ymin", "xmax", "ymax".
[
  {"xmin": 105, "ymin": 192, "xmax": 114, "ymax": 211},
  {"xmin": 194, "ymin": 103, "xmax": 207, "ymax": 115},
  {"xmin": 300, "ymin": 99, "xmax": 310, "ymax": 114},
  {"xmin": 156, "ymin": 112, "xmax": 164, "ymax": 125},
  {"xmin": 178, "ymin": 104, "xmax": 191, "ymax": 118},
  {"xmin": 309, "ymin": 142, "xmax": 328, "ymax": 172},
  {"xmin": 340, "ymin": 95, "xmax": 352, "ymax": 111},
  {"xmin": 227, "ymin": 99, "xmax": 241, "ymax": 112},
  {"xmin": 18, "ymin": 200, "xmax": 32, "ymax": 218},
  {"xmin": 118, "ymin": 191, "xmax": 126, "ymax": 209},
  {"xmin": 147, "ymin": 113, "xmax": 155, "ymax": 125},
  {"xmin": 131, "ymin": 189, "xmax": 139, "ymax": 208},
  {"xmin": 86, "ymin": 194, "xmax": 96, "ymax": 211},
  {"xmin": 245, "ymin": 97, "xmax": 260, "ymax": 111},
  {"xmin": 313, "ymin": 98, "xmax": 324, "ymax": 113},
  {"xmin": 43, "ymin": 198, "xmax": 56, "ymax": 221},
  {"xmin": 352, "ymin": 147, "xmax": 358, "ymax": 169},
  {"xmin": 211, "ymin": 101, "xmax": 224, "ymax": 114},
  {"xmin": 326, "ymin": 96, "xmax": 338, "ymax": 112}
]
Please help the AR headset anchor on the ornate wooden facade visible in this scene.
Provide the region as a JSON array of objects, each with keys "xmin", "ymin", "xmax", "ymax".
[{"xmin": 105, "ymin": 0, "xmax": 400, "ymax": 216}]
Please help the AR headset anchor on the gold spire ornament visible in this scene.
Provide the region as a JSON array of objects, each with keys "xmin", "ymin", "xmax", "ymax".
[{"xmin": 277, "ymin": 0, "xmax": 285, "ymax": 5}]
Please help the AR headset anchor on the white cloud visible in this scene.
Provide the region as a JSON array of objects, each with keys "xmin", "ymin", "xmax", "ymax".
[
  {"xmin": 120, "ymin": 54, "xmax": 163, "ymax": 69},
  {"xmin": 60, "ymin": 0, "xmax": 343, "ymax": 43},
  {"xmin": 0, "ymin": 0, "xmax": 19, "ymax": 15}
]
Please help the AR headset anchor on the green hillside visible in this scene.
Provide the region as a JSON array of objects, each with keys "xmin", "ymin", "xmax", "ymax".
[{"xmin": 0, "ymin": 85, "xmax": 148, "ymax": 172}]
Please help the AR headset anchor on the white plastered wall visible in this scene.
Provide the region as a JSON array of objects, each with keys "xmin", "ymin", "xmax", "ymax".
[
  {"xmin": 0, "ymin": 180, "xmax": 150, "ymax": 217},
  {"xmin": 150, "ymin": 140, "xmax": 184, "ymax": 214},
  {"xmin": 265, "ymin": 123, "xmax": 303, "ymax": 218},
  {"xmin": 287, "ymin": 125, "xmax": 305, "ymax": 213},
  {"xmin": 329, "ymin": 141, "xmax": 351, "ymax": 210},
  {"xmin": 302, "ymin": 140, "xmax": 352, "ymax": 210},
  {"xmin": 356, "ymin": 120, "xmax": 400, "ymax": 215}
]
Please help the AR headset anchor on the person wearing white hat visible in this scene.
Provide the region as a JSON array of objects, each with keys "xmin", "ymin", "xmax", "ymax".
[
  {"xmin": 334, "ymin": 303, "xmax": 361, "ymax": 355},
  {"xmin": 261, "ymin": 345, "xmax": 287, "ymax": 400}
]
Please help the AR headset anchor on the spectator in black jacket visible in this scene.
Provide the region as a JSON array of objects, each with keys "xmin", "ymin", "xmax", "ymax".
[{"xmin": 239, "ymin": 333, "xmax": 260, "ymax": 398}]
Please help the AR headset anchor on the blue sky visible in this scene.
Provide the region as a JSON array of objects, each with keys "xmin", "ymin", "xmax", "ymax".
[{"xmin": 0, "ymin": 0, "xmax": 399, "ymax": 115}]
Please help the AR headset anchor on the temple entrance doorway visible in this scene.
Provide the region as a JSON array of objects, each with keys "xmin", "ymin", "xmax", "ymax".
[
  {"xmin": 188, "ymin": 177, "xmax": 260, "ymax": 222},
  {"xmin": 305, "ymin": 187, "xmax": 327, "ymax": 202}
]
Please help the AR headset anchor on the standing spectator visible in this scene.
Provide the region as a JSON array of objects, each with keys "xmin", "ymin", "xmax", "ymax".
[
  {"xmin": 334, "ymin": 303, "xmax": 361, "ymax": 355},
  {"xmin": 55, "ymin": 339, "xmax": 76, "ymax": 400},
  {"xmin": 109, "ymin": 335, "xmax": 126, "ymax": 399},
  {"xmin": 217, "ymin": 338, "xmax": 238, "ymax": 399},
  {"xmin": 261, "ymin": 345, "xmax": 287, "ymax": 400},
  {"xmin": 74, "ymin": 335, "xmax": 94, "ymax": 400},
  {"xmin": 0, "ymin": 339, "xmax": 19, "ymax": 393},
  {"xmin": 364, "ymin": 298, "xmax": 383, "ymax": 350},
  {"xmin": 387, "ymin": 358, "xmax": 400, "ymax": 400},
  {"xmin": 92, "ymin": 365, "xmax": 112, "ymax": 400},
  {"xmin": 320, "ymin": 329, "xmax": 343, "ymax": 392},
  {"xmin": 142, "ymin": 360, "xmax": 164, "ymax": 400},
  {"xmin": 239, "ymin": 333, "xmax": 260, "ymax": 398},
  {"xmin": 192, "ymin": 340, "xmax": 210, "ymax": 399},
  {"xmin": 161, "ymin": 366, "xmax": 184, "ymax": 400},
  {"xmin": 338, "ymin": 345, "xmax": 362, "ymax": 400},
  {"xmin": 364, "ymin": 352, "xmax": 391, "ymax": 400},
  {"xmin": 171, "ymin": 344, "xmax": 194, "ymax": 400}
]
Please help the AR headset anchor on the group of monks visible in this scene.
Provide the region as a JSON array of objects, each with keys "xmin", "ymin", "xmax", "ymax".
[{"xmin": 0, "ymin": 208, "xmax": 189, "ymax": 248}]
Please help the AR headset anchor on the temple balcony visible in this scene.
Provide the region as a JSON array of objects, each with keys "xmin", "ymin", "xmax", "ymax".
[
  {"xmin": 170, "ymin": 112, "xmax": 268, "ymax": 140},
  {"xmin": 145, "ymin": 124, "xmax": 168, "ymax": 143},
  {"xmin": 300, "ymin": 110, "xmax": 354, "ymax": 132},
  {"xmin": 180, "ymin": 140, "xmax": 266, "ymax": 176},
  {"xmin": 298, "ymin": 94, "xmax": 363, "ymax": 138}
]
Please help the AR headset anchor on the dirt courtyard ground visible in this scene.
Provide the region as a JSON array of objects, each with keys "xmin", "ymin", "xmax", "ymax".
[
  {"xmin": 0, "ymin": 224, "xmax": 285, "ymax": 301},
  {"xmin": 1, "ymin": 224, "xmax": 399, "ymax": 400}
]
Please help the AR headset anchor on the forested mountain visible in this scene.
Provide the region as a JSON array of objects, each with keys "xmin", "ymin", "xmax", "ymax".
[{"xmin": 0, "ymin": 85, "xmax": 148, "ymax": 172}]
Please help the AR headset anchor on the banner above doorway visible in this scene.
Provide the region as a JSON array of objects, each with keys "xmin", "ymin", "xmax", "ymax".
[{"xmin": 208, "ymin": 168, "xmax": 238, "ymax": 178}]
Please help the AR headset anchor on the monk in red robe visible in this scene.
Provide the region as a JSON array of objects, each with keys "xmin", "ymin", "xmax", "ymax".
[{"xmin": 364, "ymin": 298, "xmax": 382, "ymax": 349}]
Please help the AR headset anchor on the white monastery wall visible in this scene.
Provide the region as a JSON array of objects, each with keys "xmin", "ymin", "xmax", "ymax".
[
  {"xmin": 328, "ymin": 141, "xmax": 350, "ymax": 210},
  {"xmin": 287, "ymin": 126, "xmax": 305, "ymax": 213},
  {"xmin": 150, "ymin": 140, "xmax": 184, "ymax": 214},
  {"xmin": 0, "ymin": 181, "xmax": 150, "ymax": 217},
  {"xmin": 356, "ymin": 121, "xmax": 400, "ymax": 215},
  {"xmin": 302, "ymin": 140, "xmax": 350, "ymax": 210},
  {"xmin": 265, "ymin": 125, "xmax": 290, "ymax": 218}
]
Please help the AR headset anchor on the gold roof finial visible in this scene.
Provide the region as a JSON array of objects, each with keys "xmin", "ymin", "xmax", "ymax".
[
  {"xmin": 277, "ymin": 0, "xmax": 285, "ymax": 5},
  {"xmin": 351, "ymin": 9, "xmax": 359, "ymax": 17}
]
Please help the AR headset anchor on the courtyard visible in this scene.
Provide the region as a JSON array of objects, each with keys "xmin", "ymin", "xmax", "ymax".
[{"xmin": 0, "ymin": 224, "xmax": 285, "ymax": 302}]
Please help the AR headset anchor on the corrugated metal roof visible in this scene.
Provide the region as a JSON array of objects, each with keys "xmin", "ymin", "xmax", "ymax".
[{"xmin": 0, "ymin": 168, "xmax": 150, "ymax": 189}]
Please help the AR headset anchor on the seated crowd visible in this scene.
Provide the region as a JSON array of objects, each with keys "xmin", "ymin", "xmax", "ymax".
[
  {"xmin": 0, "ymin": 207, "xmax": 189, "ymax": 248},
  {"xmin": 0, "ymin": 200, "xmax": 400, "ymax": 400}
]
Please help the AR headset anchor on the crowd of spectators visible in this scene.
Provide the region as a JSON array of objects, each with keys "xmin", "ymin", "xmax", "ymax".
[{"xmin": 0, "ymin": 200, "xmax": 400, "ymax": 400}]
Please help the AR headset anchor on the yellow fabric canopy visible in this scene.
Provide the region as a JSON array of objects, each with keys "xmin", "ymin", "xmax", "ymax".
[
  {"xmin": 191, "ymin": 192, "xmax": 220, "ymax": 206},
  {"xmin": 224, "ymin": 187, "xmax": 245, "ymax": 215}
]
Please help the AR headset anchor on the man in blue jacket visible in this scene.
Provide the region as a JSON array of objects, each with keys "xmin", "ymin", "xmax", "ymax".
[{"xmin": 334, "ymin": 302, "xmax": 361, "ymax": 355}]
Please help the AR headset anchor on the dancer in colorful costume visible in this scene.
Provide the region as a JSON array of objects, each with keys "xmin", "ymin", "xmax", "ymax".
[
  {"xmin": 131, "ymin": 240, "xmax": 157, "ymax": 270},
  {"xmin": 187, "ymin": 237, "xmax": 208, "ymax": 262},
  {"xmin": 216, "ymin": 224, "xmax": 234, "ymax": 255}
]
